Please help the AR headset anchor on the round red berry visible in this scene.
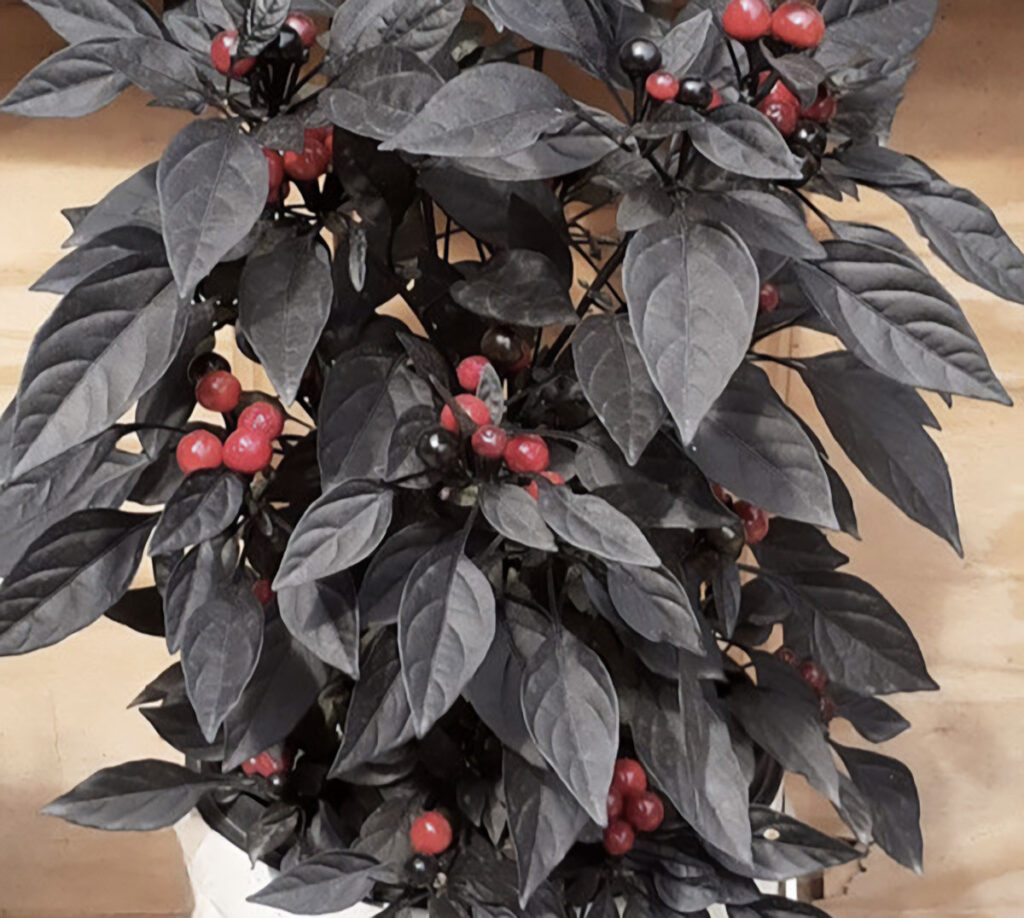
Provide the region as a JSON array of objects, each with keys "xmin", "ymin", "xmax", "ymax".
[
  {"xmin": 283, "ymin": 138, "xmax": 330, "ymax": 181},
  {"xmin": 176, "ymin": 430, "xmax": 223, "ymax": 475},
  {"xmin": 524, "ymin": 470, "xmax": 565, "ymax": 501},
  {"xmin": 799, "ymin": 659, "xmax": 828, "ymax": 694},
  {"xmin": 775, "ymin": 646, "xmax": 800, "ymax": 667},
  {"xmin": 241, "ymin": 748, "xmax": 291, "ymax": 778},
  {"xmin": 772, "ymin": 1, "xmax": 826, "ymax": 49},
  {"xmin": 758, "ymin": 283, "xmax": 780, "ymax": 313},
  {"xmin": 802, "ymin": 86, "xmax": 837, "ymax": 123},
  {"xmin": 456, "ymin": 355, "xmax": 492, "ymax": 392},
  {"xmin": 603, "ymin": 820, "xmax": 636, "ymax": 857},
  {"xmin": 612, "ymin": 758, "xmax": 647, "ymax": 796},
  {"xmin": 210, "ymin": 30, "xmax": 256, "ymax": 78},
  {"xmin": 759, "ymin": 72, "xmax": 800, "ymax": 110},
  {"xmin": 743, "ymin": 511, "xmax": 770, "ymax": 545},
  {"xmin": 284, "ymin": 12, "xmax": 317, "ymax": 48},
  {"xmin": 196, "ymin": 370, "xmax": 242, "ymax": 413},
  {"xmin": 471, "ymin": 424, "xmax": 507, "ymax": 460},
  {"xmin": 252, "ymin": 578, "xmax": 275, "ymax": 607},
  {"xmin": 757, "ymin": 98, "xmax": 799, "ymax": 136},
  {"xmin": 410, "ymin": 812, "xmax": 453, "ymax": 856},
  {"xmin": 263, "ymin": 148, "xmax": 285, "ymax": 200},
  {"xmin": 607, "ymin": 787, "xmax": 625, "ymax": 821},
  {"xmin": 625, "ymin": 791, "xmax": 665, "ymax": 833},
  {"xmin": 238, "ymin": 400, "xmax": 285, "ymax": 442},
  {"xmin": 223, "ymin": 429, "xmax": 273, "ymax": 474},
  {"xmin": 440, "ymin": 394, "xmax": 491, "ymax": 433},
  {"xmin": 722, "ymin": 0, "xmax": 773, "ymax": 41},
  {"xmin": 504, "ymin": 434, "xmax": 549, "ymax": 474},
  {"xmin": 645, "ymin": 70, "xmax": 680, "ymax": 102}
]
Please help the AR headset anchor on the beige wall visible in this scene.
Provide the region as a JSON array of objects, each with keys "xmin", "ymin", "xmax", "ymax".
[{"xmin": 0, "ymin": 1, "xmax": 1022, "ymax": 916}]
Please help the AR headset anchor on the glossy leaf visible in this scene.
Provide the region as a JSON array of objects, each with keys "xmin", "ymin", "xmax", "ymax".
[
  {"xmin": 606, "ymin": 563, "xmax": 702, "ymax": 652},
  {"xmin": 398, "ymin": 535, "xmax": 496, "ymax": 736},
  {"xmin": 64, "ymin": 162, "xmax": 161, "ymax": 246},
  {"xmin": 238, "ymin": 230, "xmax": 333, "ymax": 405},
  {"xmin": 277, "ymin": 571, "xmax": 360, "ymax": 677},
  {"xmin": 359, "ymin": 522, "xmax": 448, "ymax": 628},
  {"xmin": 691, "ymin": 190, "xmax": 826, "ymax": 261},
  {"xmin": 624, "ymin": 214, "xmax": 758, "ymax": 443},
  {"xmin": 689, "ymin": 362, "xmax": 838, "ymax": 529},
  {"xmin": 0, "ymin": 510, "xmax": 155, "ymax": 656},
  {"xmin": 834, "ymin": 742, "xmax": 923, "ymax": 873},
  {"xmin": 11, "ymin": 267, "xmax": 188, "ymax": 475},
  {"xmin": 381, "ymin": 63, "xmax": 576, "ymax": 159},
  {"xmin": 181, "ymin": 587, "xmax": 264, "ymax": 741},
  {"xmin": 164, "ymin": 536, "xmax": 236, "ymax": 653},
  {"xmin": 106, "ymin": 38, "xmax": 207, "ymax": 111},
  {"xmin": 0, "ymin": 40, "xmax": 130, "ymax": 118},
  {"xmin": 157, "ymin": 119, "xmax": 268, "ymax": 295},
  {"xmin": 573, "ymin": 314, "xmax": 665, "ymax": 465},
  {"xmin": 452, "ymin": 249, "xmax": 576, "ymax": 327},
  {"xmin": 274, "ymin": 482, "xmax": 394, "ymax": 590},
  {"xmin": 150, "ymin": 470, "xmax": 245, "ymax": 555},
  {"xmin": 633, "ymin": 678, "xmax": 752, "ymax": 867},
  {"xmin": 749, "ymin": 806, "xmax": 859, "ymax": 880},
  {"xmin": 479, "ymin": 483, "xmax": 557, "ymax": 552},
  {"xmin": 798, "ymin": 351, "xmax": 962, "ymax": 553},
  {"xmin": 536, "ymin": 480, "xmax": 660, "ymax": 567},
  {"xmin": 520, "ymin": 628, "xmax": 618, "ymax": 825},
  {"xmin": 815, "ymin": 0, "xmax": 938, "ymax": 72},
  {"xmin": 685, "ymin": 105, "xmax": 805, "ymax": 181},
  {"xmin": 329, "ymin": 0, "xmax": 465, "ymax": 62},
  {"xmin": 248, "ymin": 851, "xmax": 382, "ymax": 914},
  {"xmin": 43, "ymin": 759, "xmax": 227, "ymax": 831},
  {"xmin": 504, "ymin": 750, "xmax": 589, "ymax": 907},
  {"xmin": 24, "ymin": 0, "xmax": 161, "ymax": 42},
  {"xmin": 319, "ymin": 46, "xmax": 442, "ymax": 141},
  {"xmin": 885, "ymin": 165, "xmax": 1024, "ymax": 305},
  {"xmin": 238, "ymin": 0, "xmax": 290, "ymax": 56},
  {"xmin": 792, "ymin": 241, "xmax": 1010, "ymax": 404}
]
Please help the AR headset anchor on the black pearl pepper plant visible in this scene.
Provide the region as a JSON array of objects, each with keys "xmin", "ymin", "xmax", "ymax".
[{"xmin": 1, "ymin": 0, "xmax": 1022, "ymax": 916}]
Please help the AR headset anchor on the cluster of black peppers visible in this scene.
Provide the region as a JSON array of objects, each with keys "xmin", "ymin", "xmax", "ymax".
[{"xmin": 1, "ymin": 1, "xmax": 1022, "ymax": 917}]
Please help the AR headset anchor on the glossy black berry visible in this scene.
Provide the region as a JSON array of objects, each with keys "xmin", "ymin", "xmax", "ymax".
[
  {"xmin": 676, "ymin": 77, "xmax": 714, "ymax": 110},
  {"xmin": 705, "ymin": 521, "xmax": 746, "ymax": 560},
  {"xmin": 407, "ymin": 855, "xmax": 436, "ymax": 879},
  {"xmin": 262, "ymin": 26, "xmax": 308, "ymax": 63},
  {"xmin": 480, "ymin": 327, "xmax": 526, "ymax": 368},
  {"xmin": 781, "ymin": 148, "xmax": 820, "ymax": 188},
  {"xmin": 417, "ymin": 427, "xmax": 462, "ymax": 471},
  {"xmin": 791, "ymin": 119, "xmax": 827, "ymax": 157},
  {"xmin": 187, "ymin": 351, "xmax": 231, "ymax": 384},
  {"xmin": 618, "ymin": 38, "xmax": 662, "ymax": 79}
]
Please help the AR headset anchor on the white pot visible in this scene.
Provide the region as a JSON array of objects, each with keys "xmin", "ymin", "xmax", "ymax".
[
  {"xmin": 175, "ymin": 811, "xmax": 391, "ymax": 918},
  {"xmin": 175, "ymin": 809, "xmax": 797, "ymax": 918}
]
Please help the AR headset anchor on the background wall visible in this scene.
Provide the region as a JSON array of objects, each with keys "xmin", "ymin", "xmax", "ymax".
[{"xmin": 0, "ymin": 1, "xmax": 1021, "ymax": 916}]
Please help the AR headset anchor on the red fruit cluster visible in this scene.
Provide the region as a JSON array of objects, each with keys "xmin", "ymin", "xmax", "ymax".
[
  {"xmin": 722, "ymin": 0, "xmax": 772, "ymax": 41},
  {"xmin": 410, "ymin": 811, "xmax": 453, "ymax": 856},
  {"xmin": 603, "ymin": 758, "xmax": 665, "ymax": 856},
  {"xmin": 724, "ymin": 0, "xmax": 825, "ymax": 49},
  {"xmin": 776, "ymin": 648, "xmax": 836, "ymax": 722},
  {"xmin": 444, "ymin": 355, "xmax": 562, "ymax": 498},
  {"xmin": 241, "ymin": 747, "xmax": 292, "ymax": 778},
  {"xmin": 176, "ymin": 360, "xmax": 285, "ymax": 477},
  {"xmin": 209, "ymin": 30, "xmax": 255, "ymax": 78},
  {"xmin": 756, "ymin": 74, "xmax": 837, "ymax": 139},
  {"xmin": 261, "ymin": 128, "xmax": 333, "ymax": 204}
]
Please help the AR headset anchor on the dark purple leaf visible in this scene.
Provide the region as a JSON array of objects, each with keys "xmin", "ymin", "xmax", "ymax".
[
  {"xmin": 479, "ymin": 483, "xmax": 557, "ymax": 552},
  {"xmin": 0, "ymin": 510, "xmax": 155, "ymax": 655},
  {"xmin": 24, "ymin": 0, "xmax": 162, "ymax": 42},
  {"xmin": 150, "ymin": 469, "xmax": 245, "ymax": 555},
  {"xmin": 359, "ymin": 522, "xmax": 449, "ymax": 627},
  {"xmin": 248, "ymin": 850, "xmax": 382, "ymax": 914},
  {"xmin": 277, "ymin": 571, "xmax": 360, "ymax": 677},
  {"xmin": 606, "ymin": 563, "xmax": 702, "ymax": 651},
  {"xmin": 157, "ymin": 119, "xmax": 268, "ymax": 295},
  {"xmin": 43, "ymin": 759, "xmax": 228, "ymax": 831},
  {"xmin": 749, "ymin": 806, "xmax": 859, "ymax": 880},
  {"xmin": 398, "ymin": 535, "xmax": 496, "ymax": 736},
  {"xmin": 685, "ymin": 105, "xmax": 805, "ymax": 181},
  {"xmin": 624, "ymin": 215, "xmax": 758, "ymax": 443},
  {"xmin": 520, "ymin": 628, "xmax": 618, "ymax": 825},
  {"xmin": 238, "ymin": 229, "xmax": 333, "ymax": 405},
  {"xmin": 328, "ymin": 0, "xmax": 465, "ymax": 62},
  {"xmin": 274, "ymin": 482, "xmax": 394, "ymax": 590}
]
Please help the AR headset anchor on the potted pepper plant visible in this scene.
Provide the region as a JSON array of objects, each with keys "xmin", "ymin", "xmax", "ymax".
[{"xmin": 1, "ymin": 0, "xmax": 1022, "ymax": 916}]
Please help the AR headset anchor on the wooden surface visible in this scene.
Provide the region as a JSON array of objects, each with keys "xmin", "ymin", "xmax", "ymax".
[{"xmin": 0, "ymin": 1, "xmax": 1022, "ymax": 916}]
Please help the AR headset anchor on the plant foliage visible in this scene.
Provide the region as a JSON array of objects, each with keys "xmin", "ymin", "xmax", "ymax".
[{"xmin": 1, "ymin": 0, "xmax": 1020, "ymax": 915}]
